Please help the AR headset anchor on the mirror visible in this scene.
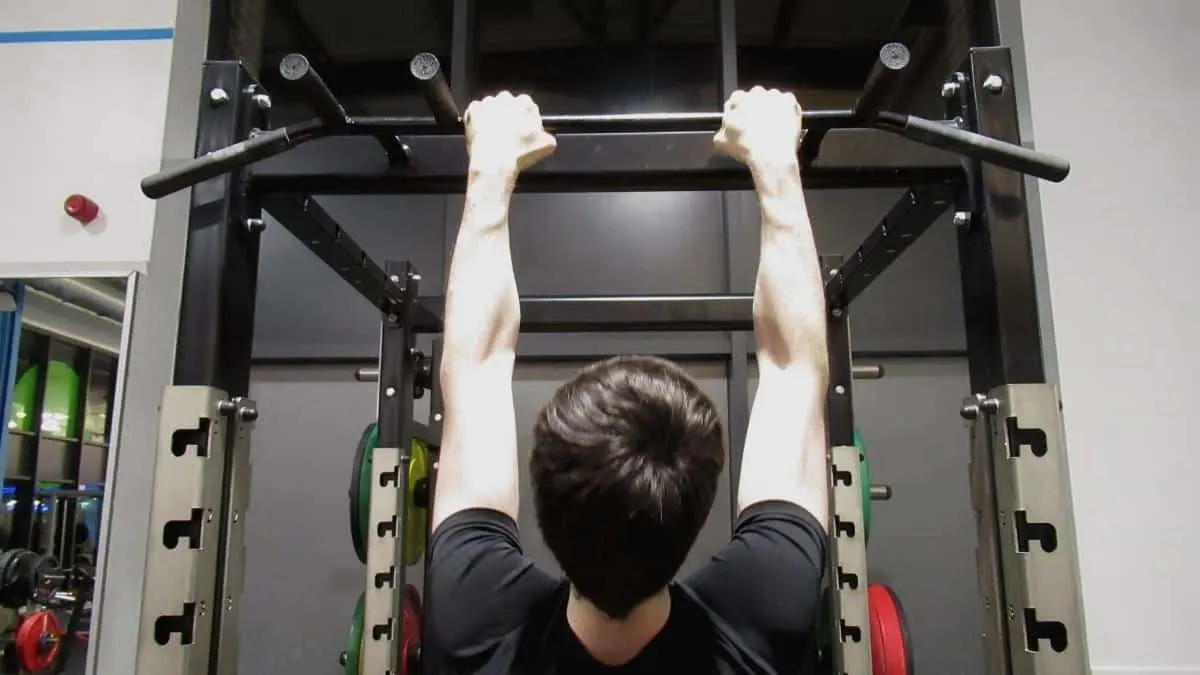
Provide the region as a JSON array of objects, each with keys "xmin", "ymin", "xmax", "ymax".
[{"xmin": 0, "ymin": 276, "xmax": 129, "ymax": 674}]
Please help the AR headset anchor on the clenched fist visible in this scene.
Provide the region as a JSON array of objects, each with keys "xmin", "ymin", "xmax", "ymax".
[
  {"xmin": 713, "ymin": 86, "xmax": 803, "ymax": 166},
  {"xmin": 464, "ymin": 92, "xmax": 557, "ymax": 172}
]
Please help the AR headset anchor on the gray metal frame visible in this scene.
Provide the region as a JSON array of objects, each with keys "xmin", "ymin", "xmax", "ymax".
[
  {"xmin": 962, "ymin": 385, "xmax": 1088, "ymax": 674},
  {"xmin": 829, "ymin": 443, "xmax": 871, "ymax": 674},
  {"xmin": 134, "ymin": 387, "xmax": 257, "ymax": 675}
]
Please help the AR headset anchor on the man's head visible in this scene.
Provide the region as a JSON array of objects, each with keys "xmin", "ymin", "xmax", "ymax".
[{"xmin": 530, "ymin": 355, "xmax": 725, "ymax": 619}]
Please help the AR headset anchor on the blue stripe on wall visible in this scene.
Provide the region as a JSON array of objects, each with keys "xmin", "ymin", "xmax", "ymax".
[{"xmin": 0, "ymin": 28, "xmax": 174, "ymax": 44}]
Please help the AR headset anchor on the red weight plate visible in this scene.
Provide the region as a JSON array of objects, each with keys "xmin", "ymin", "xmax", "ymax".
[
  {"xmin": 400, "ymin": 584, "xmax": 423, "ymax": 675},
  {"xmin": 15, "ymin": 610, "xmax": 63, "ymax": 673},
  {"xmin": 868, "ymin": 584, "xmax": 912, "ymax": 675}
]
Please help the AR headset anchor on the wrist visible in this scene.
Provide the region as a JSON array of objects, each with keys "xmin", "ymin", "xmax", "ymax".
[
  {"xmin": 749, "ymin": 157, "xmax": 803, "ymax": 199},
  {"xmin": 466, "ymin": 162, "xmax": 518, "ymax": 198}
]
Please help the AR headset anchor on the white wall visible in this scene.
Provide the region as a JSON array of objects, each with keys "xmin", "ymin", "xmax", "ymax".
[
  {"xmin": 1011, "ymin": 2, "xmax": 1200, "ymax": 673},
  {"xmin": 0, "ymin": 0, "xmax": 180, "ymax": 278}
]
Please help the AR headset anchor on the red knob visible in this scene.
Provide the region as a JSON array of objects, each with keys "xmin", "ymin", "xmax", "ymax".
[{"xmin": 64, "ymin": 194, "xmax": 100, "ymax": 225}]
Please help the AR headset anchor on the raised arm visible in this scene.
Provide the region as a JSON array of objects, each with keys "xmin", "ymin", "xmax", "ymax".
[
  {"xmin": 430, "ymin": 92, "xmax": 556, "ymax": 533},
  {"xmin": 714, "ymin": 87, "xmax": 830, "ymax": 526}
]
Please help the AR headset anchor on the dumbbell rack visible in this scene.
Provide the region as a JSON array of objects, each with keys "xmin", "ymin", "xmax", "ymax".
[{"xmin": 123, "ymin": 22, "xmax": 1089, "ymax": 675}]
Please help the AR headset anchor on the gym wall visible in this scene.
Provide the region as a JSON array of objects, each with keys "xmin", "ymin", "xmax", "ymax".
[{"xmin": 998, "ymin": 1, "xmax": 1200, "ymax": 673}]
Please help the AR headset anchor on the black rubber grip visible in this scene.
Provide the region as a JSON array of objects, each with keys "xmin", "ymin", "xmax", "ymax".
[
  {"xmin": 140, "ymin": 128, "xmax": 294, "ymax": 199},
  {"xmin": 877, "ymin": 113, "xmax": 1070, "ymax": 182}
]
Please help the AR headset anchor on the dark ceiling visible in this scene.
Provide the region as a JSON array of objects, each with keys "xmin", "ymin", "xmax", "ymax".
[{"xmin": 255, "ymin": 0, "xmax": 974, "ymax": 118}]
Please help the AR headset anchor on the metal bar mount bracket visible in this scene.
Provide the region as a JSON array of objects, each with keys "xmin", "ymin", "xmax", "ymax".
[
  {"xmin": 962, "ymin": 384, "xmax": 1089, "ymax": 675},
  {"xmin": 821, "ymin": 256, "xmax": 872, "ymax": 674},
  {"xmin": 362, "ymin": 261, "xmax": 423, "ymax": 675},
  {"xmin": 135, "ymin": 387, "xmax": 257, "ymax": 675}
]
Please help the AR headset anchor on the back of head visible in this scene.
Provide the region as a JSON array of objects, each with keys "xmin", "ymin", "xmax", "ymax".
[{"xmin": 530, "ymin": 355, "xmax": 725, "ymax": 619}]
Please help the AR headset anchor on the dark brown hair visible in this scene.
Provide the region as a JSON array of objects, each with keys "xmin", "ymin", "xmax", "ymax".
[{"xmin": 530, "ymin": 355, "xmax": 725, "ymax": 619}]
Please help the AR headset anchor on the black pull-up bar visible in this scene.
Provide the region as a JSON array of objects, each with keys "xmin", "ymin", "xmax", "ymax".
[
  {"xmin": 140, "ymin": 49, "xmax": 1071, "ymax": 199},
  {"xmin": 278, "ymin": 53, "xmax": 411, "ymax": 165}
]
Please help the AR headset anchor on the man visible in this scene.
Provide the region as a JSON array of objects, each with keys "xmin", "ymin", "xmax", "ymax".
[{"xmin": 427, "ymin": 87, "xmax": 830, "ymax": 674}]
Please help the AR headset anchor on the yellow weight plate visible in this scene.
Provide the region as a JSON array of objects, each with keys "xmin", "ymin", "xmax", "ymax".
[{"xmin": 404, "ymin": 439, "xmax": 430, "ymax": 566}]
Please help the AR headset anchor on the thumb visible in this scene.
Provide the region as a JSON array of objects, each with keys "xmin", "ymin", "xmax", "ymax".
[
  {"xmin": 518, "ymin": 131, "xmax": 558, "ymax": 170},
  {"xmin": 712, "ymin": 127, "xmax": 731, "ymax": 154}
]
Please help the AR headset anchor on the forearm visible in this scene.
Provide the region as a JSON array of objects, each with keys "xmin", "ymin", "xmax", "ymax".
[
  {"xmin": 433, "ymin": 166, "xmax": 522, "ymax": 527},
  {"xmin": 442, "ymin": 166, "xmax": 522, "ymax": 374},
  {"xmin": 736, "ymin": 157, "xmax": 830, "ymax": 522},
  {"xmin": 750, "ymin": 159, "xmax": 828, "ymax": 374}
]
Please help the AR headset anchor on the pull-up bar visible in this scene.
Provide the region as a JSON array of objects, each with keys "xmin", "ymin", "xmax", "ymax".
[{"xmin": 140, "ymin": 46, "xmax": 1069, "ymax": 200}]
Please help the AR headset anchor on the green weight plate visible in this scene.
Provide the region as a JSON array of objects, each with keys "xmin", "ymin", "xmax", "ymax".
[
  {"xmin": 404, "ymin": 440, "xmax": 430, "ymax": 566},
  {"xmin": 343, "ymin": 593, "xmax": 364, "ymax": 675},
  {"xmin": 855, "ymin": 428, "xmax": 871, "ymax": 541},
  {"xmin": 349, "ymin": 423, "xmax": 377, "ymax": 563}
]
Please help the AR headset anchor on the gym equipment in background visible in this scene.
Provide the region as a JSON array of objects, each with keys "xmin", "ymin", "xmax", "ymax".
[
  {"xmin": 340, "ymin": 586, "xmax": 421, "ymax": 675},
  {"xmin": 406, "ymin": 443, "xmax": 430, "ymax": 566},
  {"xmin": 868, "ymin": 583, "xmax": 913, "ymax": 675},
  {"xmin": 340, "ymin": 593, "xmax": 363, "ymax": 675},
  {"xmin": 349, "ymin": 423, "xmax": 430, "ymax": 565},
  {"xmin": 10, "ymin": 361, "xmax": 79, "ymax": 436},
  {"xmin": 857, "ymin": 429, "xmax": 872, "ymax": 541},
  {"xmin": 13, "ymin": 609, "xmax": 61, "ymax": 673}
]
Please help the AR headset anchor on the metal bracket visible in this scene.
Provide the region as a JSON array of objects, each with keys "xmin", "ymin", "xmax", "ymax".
[
  {"xmin": 963, "ymin": 383, "xmax": 1089, "ymax": 674},
  {"xmin": 136, "ymin": 386, "xmax": 231, "ymax": 675},
  {"xmin": 362, "ymin": 261, "xmax": 423, "ymax": 675},
  {"xmin": 829, "ymin": 444, "xmax": 871, "ymax": 675},
  {"xmin": 212, "ymin": 397, "xmax": 257, "ymax": 675}
]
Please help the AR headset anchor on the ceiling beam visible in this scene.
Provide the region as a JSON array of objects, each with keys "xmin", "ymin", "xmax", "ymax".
[
  {"xmin": 268, "ymin": 0, "xmax": 331, "ymax": 64},
  {"xmin": 260, "ymin": 44, "xmax": 880, "ymax": 102},
  {"xmin": 772, "ymin": 0, "xmax": 803, "ymax": 45}
]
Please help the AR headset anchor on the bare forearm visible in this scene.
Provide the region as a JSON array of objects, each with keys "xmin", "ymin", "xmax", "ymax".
[
  {"xmin": 433, "ymin": 167, "xmax": 522, "ymax": 528},
  {"xmin": 750, "ymin": 159, "xmax": 828, "ymax": 373},
  {"xmin": 442, "ymin": 167, "xmax": 521, "ymax": 374},
  {"xmin": 736, "ymin": 157, "xmax": 830, "ymax": 523}
]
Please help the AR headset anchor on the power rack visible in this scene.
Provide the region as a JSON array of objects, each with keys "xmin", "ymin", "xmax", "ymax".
[{"xmin": 129, "ymin": 14, "xmax": 1088, "ymax": 675}]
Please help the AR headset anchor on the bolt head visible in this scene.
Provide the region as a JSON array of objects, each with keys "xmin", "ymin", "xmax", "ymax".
[
  {"xmin": 252, "ymin": 93, "xmax": 272, "ymax": 110},
  {"xmin": 834, "ymin": 385, "xmax": 846, "ymax": 395},
  {"xmin": 953, "ymin": 211, "xmax": 972, "ymax": 228},
  {"xmin": 941, "ymin": 81, "xmax": 960, "ymax": 99},
  {"xmin": 981, "ymin": 397, "xmax": 1001, "ymax": 413},
  {"xmin": 389, "ymin": 275, "xmax": 401, "ymax": 284},
  {"xmin": 244, "ymin": 217, "xmax": 266, "ymax": 234},
  {"xmin": 209, "ymin": 88, "xmax": 230, "ymax": 105},
  {"xmin": 238, "ymin": 406, "xmax": 259, "ymax": 422},
  {"xmin": 983, "ymin": 74, "xmax": 1005, "ymax": 94},
  {"xmin": 385, "ymin": 386, "xmax": 397, "ymax": 397}
]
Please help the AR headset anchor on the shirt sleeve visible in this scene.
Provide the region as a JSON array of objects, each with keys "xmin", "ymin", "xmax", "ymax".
[
  {"xmin": 680, "ymin": 500, "xmax": 827, "ymax": 667},
  {"xmin": 425, "ymin": 509, "xmax": 560, "ymax": 658}
]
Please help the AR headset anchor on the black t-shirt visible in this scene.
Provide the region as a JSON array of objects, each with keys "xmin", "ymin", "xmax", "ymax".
[{"xmin": 424, "ymin": 501, "xmax": 826, "ymax": 674}]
